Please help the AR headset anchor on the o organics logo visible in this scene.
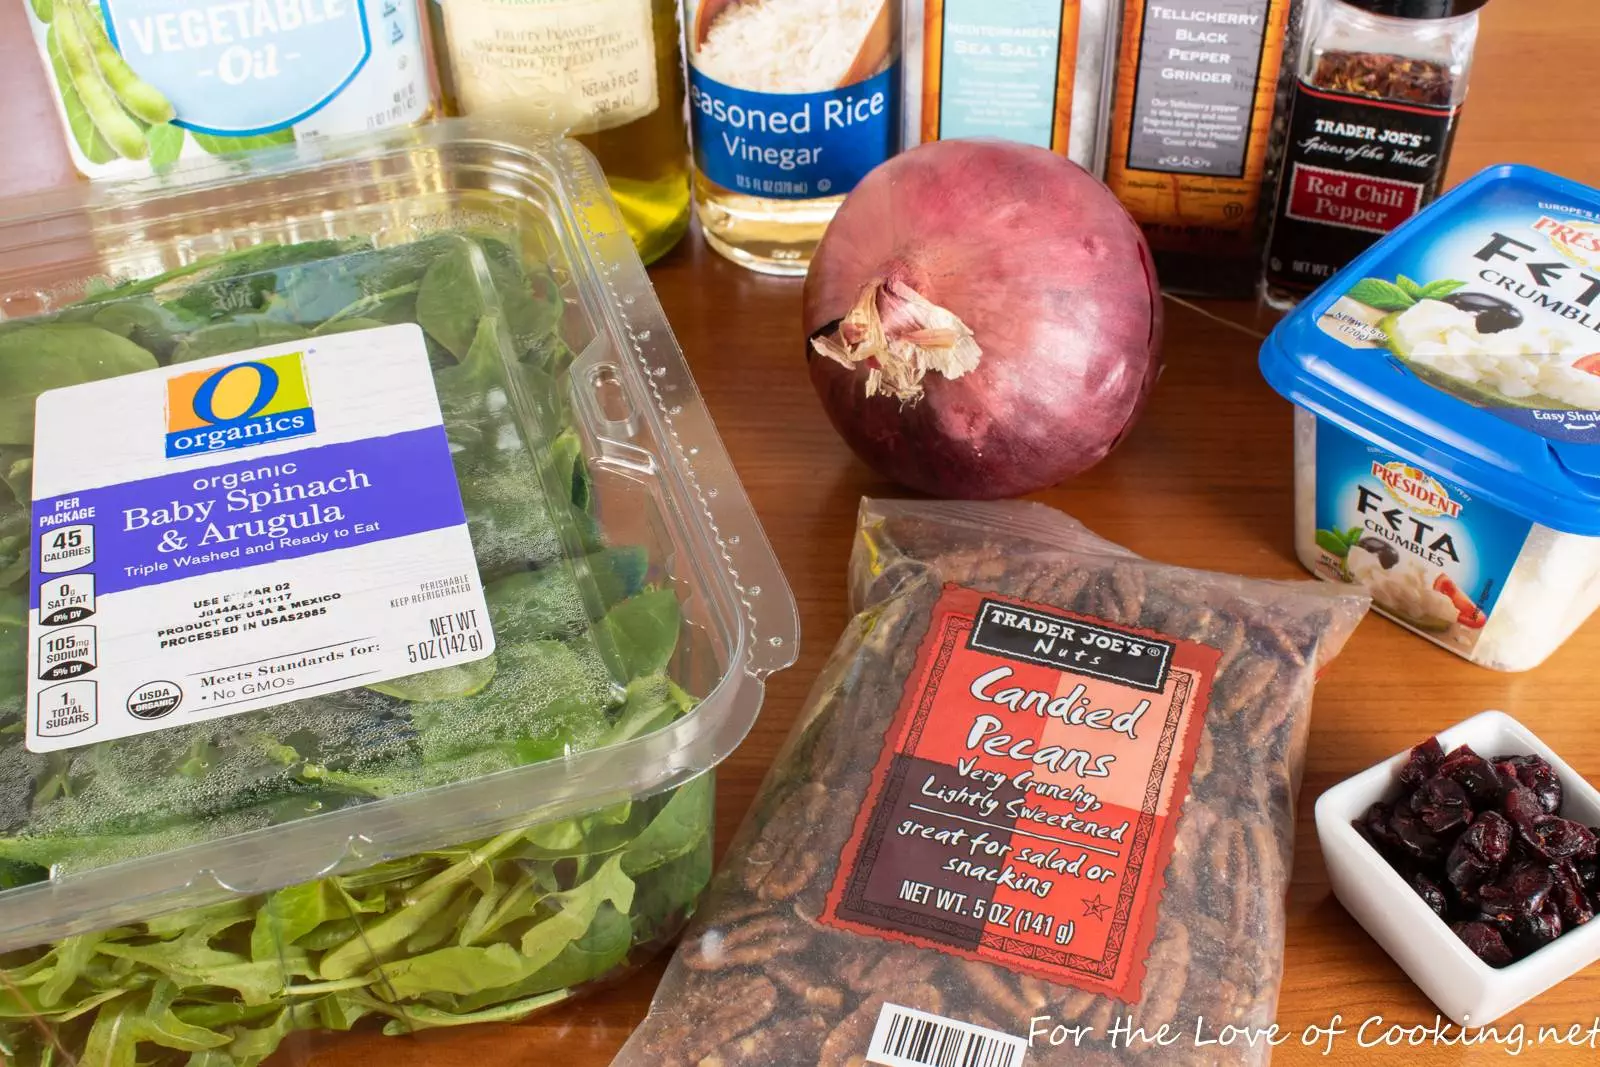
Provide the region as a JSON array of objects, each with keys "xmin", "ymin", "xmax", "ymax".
[
  {"xmin": 1533, "ymin": 215, "xmax": 1600, "ymax": 269},
  {"xmin": 165, "ymin": 354, "xmax": 315, "ymax": 459},
  {"xmin": 1370, "ymin": 461, "xmax": 1462, "ymax": 519}
]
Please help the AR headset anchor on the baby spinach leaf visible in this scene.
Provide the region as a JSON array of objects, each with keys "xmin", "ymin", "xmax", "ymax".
[
  {"xmin": 170, "ymin": 319, "xmax": 309, "ymax": 364},
  {"xmin": 621, "ymin": 775, "xmax": 712, "ymax": 878},
  {"xmin": 0, "ymin": 325, "xmax": 157, "ymax": 443},
  {"xmin": 631, "ymin": 843, "xmax": 713, "ymax": 940},
  {"xmin": 416, "ymin": 240, "xmax": 488, "ymax": 361},
  {"xmin": 602, "ymin": 589, "xmax": 682, "ymax": 680}
]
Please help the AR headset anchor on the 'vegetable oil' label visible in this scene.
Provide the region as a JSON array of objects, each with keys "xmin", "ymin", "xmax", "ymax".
[
  {"xmin": 823, "ymin": 585, "xmax": 1216, "ymax": 1001},
  {"xmin": 685, "ymin": 0, "xmax": 900, "ymax": 200},
  {"xmin": 26, "ymin": 325, "xmax": 493, "ymax": 753},
  {"xmin": 1310, "ymin": 421, "xmax": 1529, "ymax": 656},
  {"xmin": 1264, "ymin": 81, "xmax": 1458, "ymax": 295},
  {"xmin": 920, "ymin": 0, "xmax": 1079, "ymax": 153},
  {"xmin": 435, "ymin": 0, "xmax": 659, "ymax": 135},
  {"xmin": 26, "ymin": 0, "xmax": 431, "ymax": 179}
]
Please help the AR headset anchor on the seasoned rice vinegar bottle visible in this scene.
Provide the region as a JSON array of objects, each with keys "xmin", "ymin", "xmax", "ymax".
[
  {"xmin": 430, "ymin": 0, "xmax": 691, "ymax": 265},
  {"xmin": 683, "ymin": 0, "xmax": 905, "ymax": 275}
]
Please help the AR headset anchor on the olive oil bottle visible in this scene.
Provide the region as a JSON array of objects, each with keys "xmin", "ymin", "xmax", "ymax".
[{"xmin": 429, "ymin": 0, "xmax": 691, "ymax": 265}]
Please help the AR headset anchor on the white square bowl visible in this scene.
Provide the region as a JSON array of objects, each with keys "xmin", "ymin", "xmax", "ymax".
[{"xmin": 1315, "ymin": 710, "xmax": 1600, "ymax": 1027}]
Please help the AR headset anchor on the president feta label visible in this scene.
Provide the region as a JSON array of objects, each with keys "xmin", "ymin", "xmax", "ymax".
[
  {"xmin": 1310, "ymin": 421, "xmax": 1530, "ymax": 656},
  {"xmin": 684, "ymin": 0, "xmax": 901, "ymax": 200},
  {"xmin": 26, "ymin": 325, "xmax": 492, "ymax": 752},
  {"xmin": 25, "ymin": 0, "xmax": 433, "ymax": 181}
]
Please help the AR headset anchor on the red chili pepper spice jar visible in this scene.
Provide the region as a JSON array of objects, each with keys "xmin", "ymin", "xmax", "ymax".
[{"xmin": 1260, "ymin": 0, "xmax": 1490, "ymax": 309}]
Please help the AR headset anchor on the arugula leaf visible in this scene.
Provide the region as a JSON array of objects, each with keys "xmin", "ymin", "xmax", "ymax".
[
  {"xmin": 97, "ymin": 939, "xmax": 295, "ymax": 1006},
  {"xmin": 1345, "ymin": 277, "xmax": 1416, "ymax": 313},
  {"xmin": 518, "ymin": 854, "xmax": 635, "ymax": 973}
]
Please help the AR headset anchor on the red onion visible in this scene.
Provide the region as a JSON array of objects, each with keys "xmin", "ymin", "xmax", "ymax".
[{"xmin": 804, "ymin": 140, "xmax": 1163, "ymax": 499}]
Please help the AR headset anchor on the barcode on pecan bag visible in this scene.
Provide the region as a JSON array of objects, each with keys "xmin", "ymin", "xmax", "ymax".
[{"xmin": 867, "ymin": 1004, "xmax": 1027, "ymax": 1067}]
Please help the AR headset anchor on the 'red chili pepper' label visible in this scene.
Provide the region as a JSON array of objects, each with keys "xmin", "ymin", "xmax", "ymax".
[
  {"xmin": 1264, "ymin": 80, "xmax": 1460, "ymax": 295},
  {"xmin": 821, "ymin": 585, "xmax": 1218, "ymax": 1000}
]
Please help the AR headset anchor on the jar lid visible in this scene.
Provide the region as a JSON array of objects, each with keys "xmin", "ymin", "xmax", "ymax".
[
  {"xmin": 1259, "ymin": 164, "xmax": 1600, "ymax": 537},
  {"xmin": 1342, "ymin": 0, "xmax": 1491, "ymax": 18}
]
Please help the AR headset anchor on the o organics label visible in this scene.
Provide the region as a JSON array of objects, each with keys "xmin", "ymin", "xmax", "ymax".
[{"xmin": 823, "ymin": 586, "xmax": 1217, "ymax": 1001}]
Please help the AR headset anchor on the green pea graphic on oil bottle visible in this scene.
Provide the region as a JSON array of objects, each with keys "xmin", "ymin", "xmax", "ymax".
[{"xmin": 23, "ymin": 0, "xmax": 437, "ymax": 179}]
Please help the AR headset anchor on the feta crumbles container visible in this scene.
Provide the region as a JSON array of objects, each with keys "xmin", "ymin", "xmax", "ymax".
[
  {"xmin": 1261, "ymin": 164, "xmax": 1600, "ymax": 672},
  {"xmin": 0, "ymin": 120, "xmax": 797, "ymax": 1064}
]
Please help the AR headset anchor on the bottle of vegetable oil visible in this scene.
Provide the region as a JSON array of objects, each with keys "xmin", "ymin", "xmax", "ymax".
[
  {"xmin": 683, "ymin": 0, "xmax": 904, "ymax": 275},
  {"xmin": 429, "ymin": 0, "xmax": 691, "ymax": 265}
]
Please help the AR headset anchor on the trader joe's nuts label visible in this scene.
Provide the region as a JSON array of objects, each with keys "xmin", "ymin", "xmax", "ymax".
[
  {"xmin": 26, "ymin": 324, "xmax": 493, "ymax": 752},
  {"xmin": 823, "ymin": 585, "xmax": 1217, "ymax": 1000}
]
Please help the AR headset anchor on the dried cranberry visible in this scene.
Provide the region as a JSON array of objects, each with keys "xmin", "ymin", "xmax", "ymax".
[
  {"xmin": 1510, "ymin": 898, "xmax": 1564, "ymax": 954},
  {"xmin": 1401, "ymin": 738, "xmax": 1446, "ymax": 787},
  {"xmin": 1502, "ymin": 785, "xmax": 1546, "ymax": 831},
  {"xmin": 1452, "ymin": 921, "xmax": 1515, "ymax": 967},
  {"xmin": 1437, "ymin": 746, "xmax": 1502, "ymax": 806},
  {"xmin": 1411, "ymin": 776, "xmax": 1472, "ymax": 835},
  {"xmin": 1388, "ymin": 806, "xmax": 1444, "ymax": 863},
  {"xmin": 1477, "ymin": 863, "xmax": 1553, "ymax": 924},
  {"xmin": 1354, "ymin": 801, "xmax": 1406, "ymax": 860},
  {"xmin": 1493, "ymin": 754, "xmax": 1562, "ymax": 814},
  {"xmin": 1523, "ymin": 817, "xmax": 1598, "ymax": 863},
  {"xmin": 1577, "ymin": 856, "xmax": 1600, "ymax": 895},
  {"xmin": 1411, "ymin": 872, "xmax": 1451, "ymax": 919},
  {"xmin": 1446, "ymin": 811, "xmax": 1512, "ymax": 892},
  {"xmin": 1552, "ymin": 863, "xmax": 1597, "ymax": 928}
]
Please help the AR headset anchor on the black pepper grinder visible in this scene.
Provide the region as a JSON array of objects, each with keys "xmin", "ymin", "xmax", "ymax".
[{"xmin": 1260, "ymin": 0, "xmax": 1489, "ymax": 309}]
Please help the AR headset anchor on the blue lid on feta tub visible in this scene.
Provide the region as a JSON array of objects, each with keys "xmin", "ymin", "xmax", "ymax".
[{"xmin": 1260, "ymin": 163, "xmax": 1600, "ymax": 537}]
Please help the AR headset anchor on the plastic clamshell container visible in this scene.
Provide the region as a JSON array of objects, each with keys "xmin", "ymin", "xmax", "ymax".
[
  {"xmin": 1316, "ymin": 711, "xmax": 1600, "ymax": 1026},
  {"xmin": 1261, "ymin": 164, "xmax": 1600, "ymax": 672},
  {"xmin": 0, "ymin": 121, "xmax": 797, "ymax": 1064}
]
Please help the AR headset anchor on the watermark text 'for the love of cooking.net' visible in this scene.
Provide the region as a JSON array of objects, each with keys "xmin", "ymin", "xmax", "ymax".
[{"xmin": 1026, "ymin": 1013, "xmax": 1600, "ymax": 1055}]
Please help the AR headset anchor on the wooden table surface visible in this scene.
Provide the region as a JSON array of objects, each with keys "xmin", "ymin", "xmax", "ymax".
[{"xmin": 2, "ymin": 1, "xmax": 1598, "ymax": 1064}]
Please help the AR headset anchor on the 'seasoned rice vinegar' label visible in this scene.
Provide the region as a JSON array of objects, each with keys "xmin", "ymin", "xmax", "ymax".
[{"xmin": 1105, "ymin": 0, "xmax": 1293, "ymax": 259}]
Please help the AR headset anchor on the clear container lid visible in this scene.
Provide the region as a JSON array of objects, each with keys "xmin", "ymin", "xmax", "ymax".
[
  {"xmin": 1260, "ymin": 164, "xmax": 1600, "ymax": 537},
  {"xmin": 0, "ymin": 120, "xmax": 798, "ymax": 950}
]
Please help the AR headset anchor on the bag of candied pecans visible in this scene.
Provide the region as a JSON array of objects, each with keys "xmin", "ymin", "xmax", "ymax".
[{"xmin": 615, "ymin": 499, "xmax": 1368, "ymax": 1067}]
